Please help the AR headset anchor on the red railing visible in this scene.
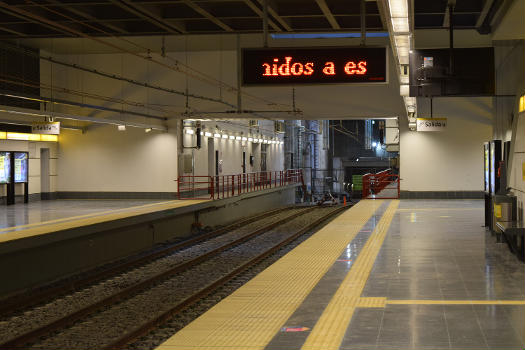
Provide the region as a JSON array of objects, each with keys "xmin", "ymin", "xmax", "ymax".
[
  {"xmin": 177, "ymin": 169, "xmax": 305, "ymax": 200},
  {"xmin": 362, "ymin": 169, "xmax": 400, "ymax": 199}
]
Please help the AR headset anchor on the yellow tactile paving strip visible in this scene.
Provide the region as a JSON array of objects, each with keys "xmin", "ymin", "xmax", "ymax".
[
  {"xmin": 356, "ymin": 297, "xmax": 387, "ymax": 308},
  {"xmin": 0, "ymin": 200, "xmax": 206, "ymax": 244},
  {"xmin": 301, "ymin": 200, "xmax": 399, "ymax": 350},
  {"xmin": 156, "ymin": 200, "xmax": 384, "ymax": 350}
]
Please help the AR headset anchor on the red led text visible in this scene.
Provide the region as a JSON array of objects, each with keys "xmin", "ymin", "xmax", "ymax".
[
  {"xmin": 262, "ymin": 57, "xmax": 314, "ymax": 76},
  {"xmin": 262, "ymin": 57, "xmax": 368, "ymax": 77}
]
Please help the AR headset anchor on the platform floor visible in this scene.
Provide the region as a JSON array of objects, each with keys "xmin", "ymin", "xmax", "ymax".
[
  {"xmin": 157, "ymin": 199, "xmax": 525, "ymax": 350},
  {"xmin": 0, "ymin": 199, "xmax": 206, "ymax": 243}
]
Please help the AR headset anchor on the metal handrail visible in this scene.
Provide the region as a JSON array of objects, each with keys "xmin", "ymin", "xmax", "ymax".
[{"xmin": 177, "ymin": 169, "xmax": 304, "ymax": 200}]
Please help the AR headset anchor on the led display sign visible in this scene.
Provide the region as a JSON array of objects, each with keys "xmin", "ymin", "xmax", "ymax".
[{"xmin": 242, "ymin": 47, "xmax": 387, "ymax": 85}]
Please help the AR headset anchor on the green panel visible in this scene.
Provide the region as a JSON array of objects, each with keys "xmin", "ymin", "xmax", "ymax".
[{"xmin": 352, "ymin": 175, "xmax": 363, "ymax": 190}]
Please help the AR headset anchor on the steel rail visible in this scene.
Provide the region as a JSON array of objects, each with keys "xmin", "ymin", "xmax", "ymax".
[
  {"xmin": 106, "ymin": 205, "xmax": 348, "ymax": 349},
  {"xmin": 0, "ymin": 207, "xmax": 315, "ymax": 349},
  {"xmin": 0, "ymin": 206, "xmax": 293, "ymax": 316}
]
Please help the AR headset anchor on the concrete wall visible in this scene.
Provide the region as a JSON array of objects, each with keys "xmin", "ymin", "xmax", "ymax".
[
  {"xmin": 400, "ymin": 98, "xmax": 493, "ymax": 195},
  {"xmin": 0, "ymin": 139, "xmax": 58, "ymax": 199},
  {"xmin": 58, "ymin": 125, "xmax": 178, "ymax": 194},
  {"xmin": 493, "ymin": 40, "xmax": 525, "ymax": 219},
  {"xmin": 510, "ymin": 112, "xmax": 524, "ymax": 221}
]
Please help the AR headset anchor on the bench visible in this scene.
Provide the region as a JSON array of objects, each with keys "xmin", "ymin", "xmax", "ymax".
[{"xmin": 496, "ymin": 221, "xmax": 525, "ymax": 262}]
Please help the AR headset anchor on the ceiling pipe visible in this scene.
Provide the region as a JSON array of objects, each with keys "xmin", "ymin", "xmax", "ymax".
[
  {"xmin": 0, "ymin": 106, "xmax": 167, "ymax": 131},
  {"xmin": 0, "ymin": 90, "xmax": 166, "ymax": 121},
  {"xmin": 0, "ymin": 43, "xmax": 236, "ymax": 109}
]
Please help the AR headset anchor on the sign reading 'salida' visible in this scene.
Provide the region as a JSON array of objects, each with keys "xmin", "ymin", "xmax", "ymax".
[{"xmin": 242, "ymin": 47, "xmax": 387, "ymax": 85}]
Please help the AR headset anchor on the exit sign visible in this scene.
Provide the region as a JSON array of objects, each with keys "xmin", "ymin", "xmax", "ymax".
[{"xmin": 242, "ymin": 47, "xmax": 387, "ymax": 85}]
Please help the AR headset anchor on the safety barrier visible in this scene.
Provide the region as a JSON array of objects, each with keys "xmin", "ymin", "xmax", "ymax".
[
  {"xmin": 362, "ymin": 169, "xmax": 400, "ymax": 199},
  {"xmin": 177, "ymin": 169, "xmax": 305, "ymax": 200}
]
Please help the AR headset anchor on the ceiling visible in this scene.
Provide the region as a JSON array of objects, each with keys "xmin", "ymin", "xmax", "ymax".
[
  {"xmin": 0, "ymin": 0, "xmax": 498, "ymax": 41},
  {"xmin": 0, "ymin": 0, "xmax": 386, "ymax": 39},
  {"xmin": 414, "ymin": 0, "xmax": 484, "ymax": 29}
]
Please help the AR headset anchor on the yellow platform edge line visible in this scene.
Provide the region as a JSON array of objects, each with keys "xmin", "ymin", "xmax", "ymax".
[
  {"xmin": 387, "ymin": 299, "xmax": 525, "ymax": 305},
  {"xmin": 0, "ymin": 199, "xmax": 207, "ymax": 243},
  {"xmin": 301, "ymin": 200, "xmax": 399, "ymax": 350},
  {"xmin": 397, "ymin": 208, "xmax": 479, "ymax": 211},
  {"xmin": 155, "ymin": 199, "xmax": 385, "ymax": 350}
]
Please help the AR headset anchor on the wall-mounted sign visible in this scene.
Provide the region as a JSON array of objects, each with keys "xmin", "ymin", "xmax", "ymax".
[
  {"xmin": 14, "ymin": 152, "xmax": 28, "ymax": 183},
  {"xmin": 0, "ymin": 152, "xmax": 10, "ymax": 184},
  {"xmin": 416, "ymin": 118, "xmax": 447, "ymax": 132},
  {"xmin": 32, "ymin": 122, "xmax": 60, "ymax": 135},
  {"xmin": 242, "ymin": 47, "xmax": 387, "ymax": 85}
]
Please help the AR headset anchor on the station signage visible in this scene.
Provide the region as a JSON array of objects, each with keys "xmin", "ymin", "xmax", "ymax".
[
  {"xmin": 32, "ymin": 122, "xmax": 60, "ymax": 135},
  {"xmin": 416, "ymin": 118, "xmax": 447, "ymax": 132},
  {"xmin": 242, "ymin": 47, "xmax": 387, "ymax": 85}
]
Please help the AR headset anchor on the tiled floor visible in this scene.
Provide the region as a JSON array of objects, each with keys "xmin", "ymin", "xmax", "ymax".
[
  {"xmin": 349, "ymin": 200, "xmax": 525, "ymax": 350},
  {"xmin": 156, "ymin": 200, "xmax": 525, "ymax": 350},
  {"xmin": 0, "ymin": 199, "xmax": 164, "ymax": 229},
  {"xmin": 0, "ymin": 200, "xmax": 165, "ymax": 228}
]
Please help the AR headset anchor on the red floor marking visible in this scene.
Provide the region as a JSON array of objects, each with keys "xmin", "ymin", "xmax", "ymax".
[{"xmin": 281, "ymin": 327, "xmax": 310, "ymax": 332}]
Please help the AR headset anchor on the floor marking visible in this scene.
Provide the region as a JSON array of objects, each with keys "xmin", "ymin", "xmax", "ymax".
[
  {"xmin": 301, "ymin": 200, "xmax": 399, "ymax": 350},
  {"xmin": 387, "ymin": 299, "xmax": 525, "ymax": 305},
  {"xmin": 397, "ymin": 208, "xmax": 479, "ymax": 211},
  {"xmin": 0, "ymin": 200, "xmax": 206, "ymax": 243},
  {"xmin": 356, "ymin": 297, "xmax": 387, "ymax": 308},
  {"xmin": 155, "ymin": 200, "xmax": 384, "ymax": 350}
]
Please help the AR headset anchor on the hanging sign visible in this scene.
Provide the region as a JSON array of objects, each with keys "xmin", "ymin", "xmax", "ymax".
[
  {"xmin": 242, "ymin": 47, "xmax": 387, "ymax": 85},
  {"xmin": 32, "ymin": 122, "xmax": 60, "ymax": 135},
  {"xmin": 416, "ymin": 118, "xmax": 447, "ymax": 132}
]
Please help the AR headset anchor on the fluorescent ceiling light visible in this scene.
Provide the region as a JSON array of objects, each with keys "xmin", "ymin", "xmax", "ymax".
[
  {"xmin": 391, "ymin": 17, "xmax": 409, "ymax": 33},
  {"xmin": 118, "ymin": 125, "xmax": 126, "ymax": 131},
  {"xmin": 400, "ymin": 85, "xmax": 409, "ymax": 96},
  {"xmin": 398, "ymin": 55, "xmax": 409, "ymax": 65},
  {"xmin": 145, "ymin": 128, "xmax": 152, "ymax": 133},
  {"xmin": 185, "ymin": 129, "xmax": 194, "ymax": 135},
  {"xmin": 248, "ymin": 137, "xmax": 253, "ymax": 142},
  {"xmin": 389, "ymin": 0, "xmax": 408, "ymax": 18},
  {"xmin": 214, "ymin": 133, "xmax": 221, "ymax": 138},
  {"xmin": 222, "ymin": 134, "xmax": 228, "ymax": 139},
  {"xmin": 235, "ymin": 136, "xmax": 241, "ymax": 140},
  {"xmin": 241, "ymin": 137, "xmax": 247, "ymax": 141},
  {"xmin": 229, "ymin": 135, "xmax": 235, "ymax": 140},
  {"xmin": 394, "ymin": 34, "xmax": 409, "ymax": 48},
  {"xmin": 204, "ymin": 131, "xmax": 212, "ymax": 137}
]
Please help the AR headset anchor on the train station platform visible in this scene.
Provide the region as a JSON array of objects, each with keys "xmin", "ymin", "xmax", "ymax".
[
  {"xmin": 0, "ymin": 184, "xmax": 299, "ymax": 297},
  {"xmin": 157, "ymin": 199, "xmax": 525, "ymax": 350}
]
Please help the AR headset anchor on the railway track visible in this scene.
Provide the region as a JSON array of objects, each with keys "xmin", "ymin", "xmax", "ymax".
[
  {"xmin": 0, "ymin": 205, "xmax": 346, "ymax": 350},
  {"xmin": 0, "ymin": 206, "xmax": 293, "ymax": 317}
]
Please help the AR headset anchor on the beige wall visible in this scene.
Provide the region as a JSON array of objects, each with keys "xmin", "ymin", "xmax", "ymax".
[
  {"xmin": 400, "ymin": 99, "xmax": 492, "ymax": 191},
  {"xmin": 510, "ymin": 112, "xmax": 524, "ymax": 220},
  {"xmin": 57, "ymin": 126, "xmax": 178, "ymax": 192}
]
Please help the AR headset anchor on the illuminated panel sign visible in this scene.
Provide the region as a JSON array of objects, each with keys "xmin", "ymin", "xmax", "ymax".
[{"xmin": 242, "ymin": 47, "xmax": 387, "ymax": 85}]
